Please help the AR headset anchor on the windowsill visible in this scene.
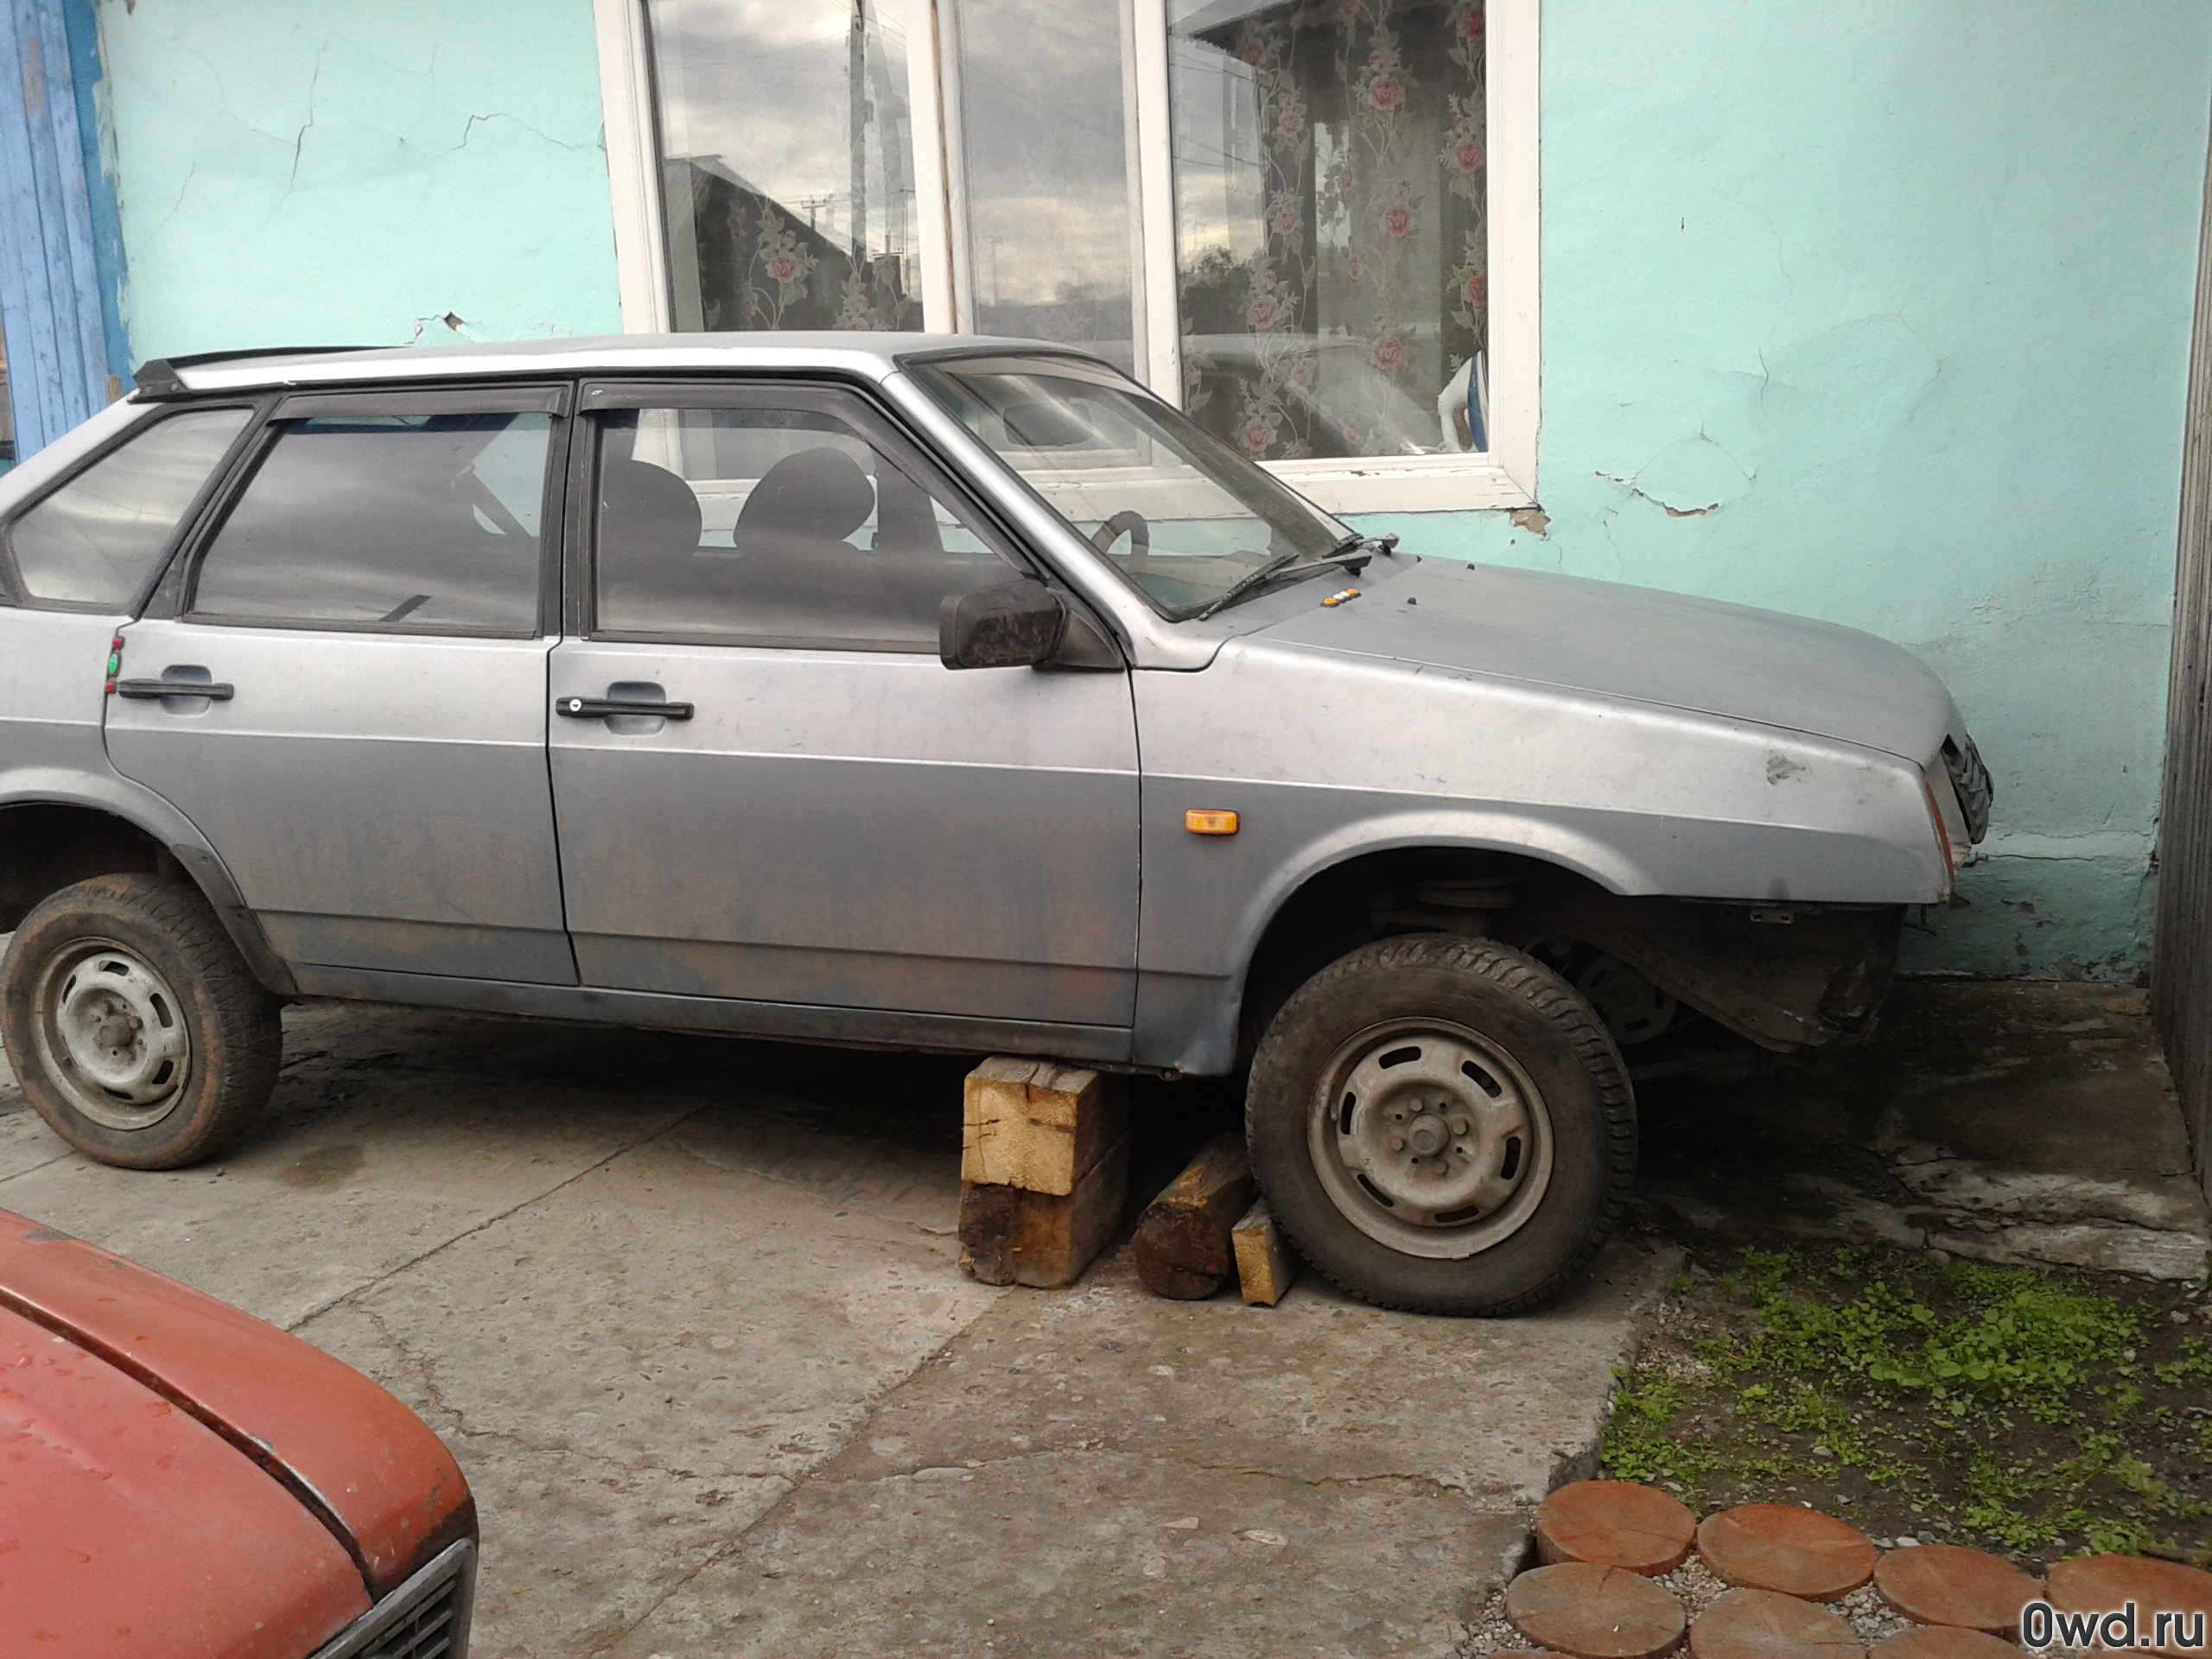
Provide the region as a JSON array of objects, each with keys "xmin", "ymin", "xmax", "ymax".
[{"xmin": 1260, "ymin": 454, "xmax": 1536, "ymax": 515}]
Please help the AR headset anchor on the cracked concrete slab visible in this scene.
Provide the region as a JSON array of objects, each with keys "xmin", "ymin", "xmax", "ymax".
[
  {"xmin": 0, "ymin": 1015, "xmax": 703, "ymax": 1327},
  {"xmin": 299, "ymin": 1111, "xmax": 1001, "ymax": 1656},
  {"xmin": 611, "ymin": 1451, "xmax": 1529, "ymax": 1659},
  {"xmin": 606, "ymin": 1241, "xmax": 1675, "ymax": 1658}
]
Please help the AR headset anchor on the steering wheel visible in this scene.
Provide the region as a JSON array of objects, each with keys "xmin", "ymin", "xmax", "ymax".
[{"xmin": 1089, "ymin": 509, "xmax": 1151, "ymax": 572}]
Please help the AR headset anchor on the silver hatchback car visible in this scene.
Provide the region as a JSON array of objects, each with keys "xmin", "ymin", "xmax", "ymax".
[{"xmin": 0, "ymin": 335, "xmax": 1989, "ymax": 1315}]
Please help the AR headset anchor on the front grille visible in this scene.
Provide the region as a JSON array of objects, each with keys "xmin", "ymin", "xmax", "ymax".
[
  {"xmin": 1942, "ymin": 735, "xmax": 1993, "ymax": 843},
  {"xmin": 309, "ymin": 1539, "xmax": 475, "ymax": 1659}
]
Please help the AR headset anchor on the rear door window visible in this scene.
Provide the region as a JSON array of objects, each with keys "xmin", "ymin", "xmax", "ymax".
[
  {"xmin": 189, "ymin": 398, "xmax": 556, "ymax": 634},
  {"xmin": 2, "ymin": 407, "xmax": 252, "ymax": 608}
]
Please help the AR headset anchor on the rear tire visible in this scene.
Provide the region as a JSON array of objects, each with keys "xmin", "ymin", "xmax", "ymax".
[
  {"xmin": 1244, "ymin": 933, "xmax": 1636, "ymax": 1316},
  {"xmin": 1, "ymin": 874, "xmax": 282, "ymax": 1169}
]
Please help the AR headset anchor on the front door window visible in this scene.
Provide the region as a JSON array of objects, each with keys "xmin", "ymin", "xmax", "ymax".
[{"xmin": 590, "ymin": 395, "xmax": 1018, "ymax": 650}]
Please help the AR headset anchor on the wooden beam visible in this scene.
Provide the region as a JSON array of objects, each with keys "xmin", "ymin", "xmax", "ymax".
[
  {"xmin": 957, "ymin": 1058, "xmax": 1128, "ymax": 1290},
  {"xmin": 1231, "ymin": 1199, "xmax": 1300, "ymax": 1306},
  {"xmin": 961, "ymin": 1058, "xmax": 1120, "ymax": 1197},
  {"xmin": 1131, "ymin": 1133, "xmax": 1253, "ymax": 1300}
]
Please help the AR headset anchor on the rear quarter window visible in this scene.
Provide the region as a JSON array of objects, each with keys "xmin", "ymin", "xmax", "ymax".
[{"xmin": 1, "ymin": 407, "xmax": 252, "ymax": 608}]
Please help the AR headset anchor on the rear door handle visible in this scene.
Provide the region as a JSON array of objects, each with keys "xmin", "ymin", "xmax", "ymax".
[
  {"xmin": 555, "ymin": 696, "xmax": 693, "ymax": 720},
  {"xmin": 117, "ymin": 678, "xmax": 235, "ymax": 701}
]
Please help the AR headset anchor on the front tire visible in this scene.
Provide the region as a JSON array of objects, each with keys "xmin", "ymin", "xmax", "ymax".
[
  {"xmin": 1, "ymin": 874, "xmax": 282, "ymax": 1169},
  {"xmin": 1245, "ymin": 934, "xmax": 1636, "ymax": 1316}
]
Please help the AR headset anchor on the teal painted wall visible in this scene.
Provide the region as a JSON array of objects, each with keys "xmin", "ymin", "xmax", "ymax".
[
  {"xmin": 94, "ymin": 0, "xmax": 621, "ymax": 359},
  {"xmin": 1357, "ymin": 1, "xmax": 2212, "ymax": 979}
]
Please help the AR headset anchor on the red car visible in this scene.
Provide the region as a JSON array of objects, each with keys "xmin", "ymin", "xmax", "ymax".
[{"xmin": 0, "ymin": 1210, "xmax": 475, "ymax": 1658}]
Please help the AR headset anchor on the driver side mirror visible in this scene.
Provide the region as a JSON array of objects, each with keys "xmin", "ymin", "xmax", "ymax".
[{"xmin": 940, "ymin": 579, "xmax": 1066, "ymax": 670}]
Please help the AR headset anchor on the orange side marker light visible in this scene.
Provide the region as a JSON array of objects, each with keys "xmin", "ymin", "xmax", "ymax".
[{"xmin": 1185, "ymin": 809, "xmax": 1239, "ymax": 836}]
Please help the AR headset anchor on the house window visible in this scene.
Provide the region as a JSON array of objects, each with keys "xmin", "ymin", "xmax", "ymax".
[
  {"xmin": 645, "ymin": 1, "xmax": 924, "ymax": 330},
  {"xmin": 598, "ymin": 0, "xmax": 1537, "ymax": 511},
  {"xmin": 1168, "ymin": 0, "xmax": 1491, "ymax": 463}
]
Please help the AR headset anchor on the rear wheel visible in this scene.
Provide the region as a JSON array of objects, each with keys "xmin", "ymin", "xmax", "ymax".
[
  {"xmin": 1, "ymin": 874, "xmax": 282, "ymax": 1169},
  {"xmin": 1245, "ymin": 933, "xmax": 1636, "ymax": 1316}
]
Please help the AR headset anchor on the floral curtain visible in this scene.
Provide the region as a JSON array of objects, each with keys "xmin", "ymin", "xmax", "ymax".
[
  {"xmin": 669, "ymin": 164, "xmax": 919, "ymax": 333},
  {"xmin": 1175, "ymin": 0, "xmax": 1488, "ymax": 461}
]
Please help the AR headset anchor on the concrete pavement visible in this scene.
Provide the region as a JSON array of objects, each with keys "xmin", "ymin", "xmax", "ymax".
[{"xmin": 0, "ymin": 999, "xmax": 1671, "ymax": 1659}]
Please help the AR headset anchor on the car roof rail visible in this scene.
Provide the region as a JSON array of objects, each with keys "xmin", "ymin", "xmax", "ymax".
[{"xmin": 133, "ymin": 346, "xmax": 382, "ymax": 400}]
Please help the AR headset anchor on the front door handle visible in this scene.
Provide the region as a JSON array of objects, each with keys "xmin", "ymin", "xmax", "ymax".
[
  {"xmin": 117, "ymin": 678, "xmax": 235, "ymax": 701},
  {"xmin": 555, "ymin": 696, "xmax": 693, "ymax": 720}
]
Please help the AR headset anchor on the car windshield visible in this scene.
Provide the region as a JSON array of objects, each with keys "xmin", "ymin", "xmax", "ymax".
[{"xmin": 909, "ymin": 356, "xmax": 1354, "ymax": 616}]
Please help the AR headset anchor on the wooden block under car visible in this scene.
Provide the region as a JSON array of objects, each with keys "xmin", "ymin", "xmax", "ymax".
[
  {"xmin": 1132, "ymin": 1133, "xmax": 1255, "ymax": 1300},
  {"xmin": 960, "ymin": 1058, "xmax": 1123, "ymax": 1196},
  {"xmin": 1230, "ymin": 1198, "xmax": 1300, "ymax": 1306},
  {"xmin": 958, "ymin": 1138, "xmax": 1129, "ymax": 1288},
  {"xmin": 958, "ymin": 1057, "xmax": 1130, "ymax": 1289}
]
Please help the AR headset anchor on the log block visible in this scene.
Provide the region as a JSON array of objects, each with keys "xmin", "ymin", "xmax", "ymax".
[
  {"xmin": 958, "ymin": 1139, "xmax": 1128, "ymax": 1288},
  {"xmin": 1133, "ymin": 1133, "xmax": 1254, "ymax": 1300},
  {"xmin": 958, "ymin": 1057, "xmax": 1129, "ymax": 1290},
  {"xmin": 961, "ymin": 1058, "xmax": 1122, "ymax": 1197},
  {"xmin": 1231, "ymin": 1199, "xmax": 1300, "ymax": 1306}
]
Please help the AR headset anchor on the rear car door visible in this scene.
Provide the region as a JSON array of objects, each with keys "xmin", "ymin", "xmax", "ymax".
[
  {"xmin": 105, "ymin": 385, "xmax": 575, "ymax": 984},
  {"xmin": 546, "ymin": 378, "xmax": 1140, "ymax": 1039},
  {"xmin": 0, "ymin": 402, "xmax": 257, "ymax": 814}
]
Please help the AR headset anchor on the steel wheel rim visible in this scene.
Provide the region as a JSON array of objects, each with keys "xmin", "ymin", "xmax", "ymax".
[
  {"xmin": 1307, "ymin": 1018, "xmax": 1554, "ymax": 1260},
  {"xmin": 31, "ymin": 938, "xmax": 192, "ymax": 1131}
]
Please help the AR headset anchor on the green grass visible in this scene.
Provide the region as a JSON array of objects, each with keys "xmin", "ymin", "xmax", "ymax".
[{"xmin": 1599, "ymin": 1245, "xmax": 2212, "ymax": 1561}]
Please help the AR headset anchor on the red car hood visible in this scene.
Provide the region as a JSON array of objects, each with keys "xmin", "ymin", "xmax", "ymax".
[
  {"xmin": 0, "ymin": 1212, "xmax": 471, "ymax": 1596},
  {"xmin": 0, "ymin": 1302, "xmax": 370, "ymax": 1659}
]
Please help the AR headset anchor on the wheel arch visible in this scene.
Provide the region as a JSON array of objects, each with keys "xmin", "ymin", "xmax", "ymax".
[
  {"xmin": 0, "ymin": 787, "xmax": 296, "ymax": 996},
  {"xmin": 1222, "ymin": 811, "xmax": 1655, "ymax": 1068}
]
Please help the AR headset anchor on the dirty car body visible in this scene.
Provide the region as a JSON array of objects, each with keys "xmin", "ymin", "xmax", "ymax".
[
  {"xmin": 0, "ymin": 335, "xmax": 1989, "ymax": 1313},
  {"xmin": 0, "ymin": 1210, "xmax": 475, "ymax": 1658}
]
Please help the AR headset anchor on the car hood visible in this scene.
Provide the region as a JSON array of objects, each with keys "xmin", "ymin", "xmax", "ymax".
[
  {"xmin": 1249, "ymin": 557, "xmax": 1958, "ymax": 763},
  {"xmin": 0, "ymin": 1212, "xmax": 470, "ymax": 1596},
  {"xmin": 0, "ymin": 1301, "xmax": 372, "ymax": 1659}
]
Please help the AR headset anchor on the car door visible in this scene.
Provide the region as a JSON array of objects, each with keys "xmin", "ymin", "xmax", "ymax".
[
  {"xmin": 105, "ymin": 385, "xmax": 574, "ymax": 984},
  {"xmin": 546, "ymin": 378, "xmax": 1140, "ymax": 1034},
  {"xmin": 0, "ymin": 402, "xmax": 258, "ymax": 809}
]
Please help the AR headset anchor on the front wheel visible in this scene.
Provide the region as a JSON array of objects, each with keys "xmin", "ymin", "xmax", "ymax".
[
  {"xmin": 1245, "ymin": 934, "xmax": 1637, "ymax": 1316},
  {"xmin": 1, "ymin": 874, "xmax": 283, "ymax": 1169}
]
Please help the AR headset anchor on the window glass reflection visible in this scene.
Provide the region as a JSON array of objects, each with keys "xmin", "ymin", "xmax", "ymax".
[
  {"xmin": 946, "ymin": 0, "xmax": 1141, "ymax": 372},
  {"xmin": 648, "ymin": 0, "xmax": 922, "ymax": 331},
  {"xmin": 7, "ymin": 408, "xmax": 249, "ymax": 606},
  {"xmin": 1169, "ymin": 0, "xmax": 1489, "ymax": 460}
]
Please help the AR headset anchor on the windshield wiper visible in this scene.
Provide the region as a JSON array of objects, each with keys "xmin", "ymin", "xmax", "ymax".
[{"xmin": 1192, "ymin": 533, "xmax": 1400, "ymax": 620}]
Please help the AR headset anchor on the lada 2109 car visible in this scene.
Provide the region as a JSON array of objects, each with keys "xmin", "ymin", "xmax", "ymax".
[{"xmin": 0, "ymin": 335, "xmax": 1991, "ymax": 1317}]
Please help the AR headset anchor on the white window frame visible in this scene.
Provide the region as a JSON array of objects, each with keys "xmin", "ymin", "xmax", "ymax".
[{"xmin": 593, "ymin": 0, "xmax": 1539, "ymax": 512}]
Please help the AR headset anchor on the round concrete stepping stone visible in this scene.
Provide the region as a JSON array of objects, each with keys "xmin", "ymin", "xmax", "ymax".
[
  {"xmin": 1868, "ymin": 1626, "xmax": 2017, "ymax": 1659},
  {"xmin": 1872, "ymin": 1543, "xmax": 2042, "ymax": 1635},
  {"xmin": 1537, "ymin": 1481, "xmax": 1699, "ymax": 1575},
  {"xmin": 1688, "ymin": 1587, "xmax": 1860, "ymax": 1659},
  {"xmin": 1697, "ymin": 1506, "xmax": 1878, "ymax": 1601},
  {"xmin": 1506, "ymin": 1562, "xmax": 1689, "ymax": 1659},
  {"xmin": 2048, "ymin": 1555, "xmax": 2212, "ymax": 1658}
]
